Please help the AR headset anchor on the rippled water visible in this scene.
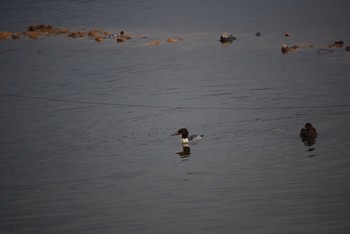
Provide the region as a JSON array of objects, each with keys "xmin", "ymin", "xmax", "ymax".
[{"xmin": 1, "ymin": 1, "xmax": 350, "ymax": 233}]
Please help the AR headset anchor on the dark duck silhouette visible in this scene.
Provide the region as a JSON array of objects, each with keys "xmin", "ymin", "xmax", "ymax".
[
  {"xmin": 300, "ymin": 123, "xmax": 318, "ymax": 138},
  {"xmin": 300, "ymin": 122, "xmax": 318, "ymax": 146}
]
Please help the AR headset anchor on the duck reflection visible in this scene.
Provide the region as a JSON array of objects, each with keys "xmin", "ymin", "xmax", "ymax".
[
  {"xmin": 301, "ymin": 136, "xmax": 317, "ymax": 147},
  {"xmin": 176, "ymin": 146, "xmax": 191, "ymax": 158}
]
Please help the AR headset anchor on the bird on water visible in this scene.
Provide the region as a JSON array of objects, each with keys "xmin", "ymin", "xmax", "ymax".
[
  {"xmin": 300, "ymin": 122, "xmax": 318, "ymax": 138},
  {"xmin": 172, "ymin": 128, "xmax": 204, "ymax": 145}
]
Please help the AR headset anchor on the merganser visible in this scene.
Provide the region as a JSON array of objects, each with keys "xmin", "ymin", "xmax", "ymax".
[
  {"xmin": 172, "ymin": 128, "xmax": 204, "ymax": 145},
  {"xmin": 300, "ymin": 122, "xmax": 318, "ymax": 138},
  {"xmin": 116, "ymin": 31, "xmax": 131, "ymax": 42}
]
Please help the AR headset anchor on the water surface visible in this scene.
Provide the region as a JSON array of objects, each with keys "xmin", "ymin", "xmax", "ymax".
[{"xmin": 1, "ymin": 1, "xmax": 350, "ymax": 233}]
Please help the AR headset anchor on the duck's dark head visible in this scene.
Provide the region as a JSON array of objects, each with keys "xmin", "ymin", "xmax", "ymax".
[
  {"xmin": 304, "ymin": 122, "xmax": 313, "ymax": 129},
  {"xmin": 172, "ymin": 128, "xmax": 189, "ymax": 139}
]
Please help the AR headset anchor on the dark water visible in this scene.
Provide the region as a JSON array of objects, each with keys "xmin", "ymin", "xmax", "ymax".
[{"xmin": 1, "ymin": 1, "xmax": 350, "ymax": 233}]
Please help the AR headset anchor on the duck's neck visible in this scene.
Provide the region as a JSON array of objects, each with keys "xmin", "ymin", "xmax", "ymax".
[{"xmin": 181, "ymin": 138, "xmax": 190, "ymax": 147}]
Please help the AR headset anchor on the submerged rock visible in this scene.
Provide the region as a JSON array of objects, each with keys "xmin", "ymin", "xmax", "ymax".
[
  {"xmin": 27, "ymin": 24, "xmax": 70, "ymax": 36},
  {"xmin": 328, "ymin": 40, "xmax": 344, "ymax": 48},
  {"xmin": 1, "ymin": 24, "xmax": 113, "ymax": 43},
  {"xmin": 28, "ymin": 24, "xmax": 53, "ymax": 33},
  {"xmin": 68, "ymin": 31, "xmax": 87, "ymax": 38},
  {"xmin": 25, "ymin": 31, "xmax": 39, "ymax": 39},
  {"xmin": 281, "ymin": 44, "xmax": 297, "ymax": 54},
  {"xmin": 95, "ymin": 36, "xmax": 103, "ymax": 42},
  {"xmin": 88, "ymin": 30, "xmax": 101, "ymax": 38},
  {"xmin": 88, "ymin": 30, "xmax": 112, "ymax": 42},
  {"xmin": 166, "ymin": 37, "xmax": 183, "ymax": 43},
  {"xmin": 144, "ymin": 40, "xmax": 161, "ymax": 46},
  {"xmin": 281, "ymin": 44, "xmax": 313, "ymax": 54},
  {"xmin": 11, "ymin": 33, "xmax": 22, "ymax": 39},
  {"xmin": 317, "ymin": 48, "xmax": 334, "ymax": 55}
]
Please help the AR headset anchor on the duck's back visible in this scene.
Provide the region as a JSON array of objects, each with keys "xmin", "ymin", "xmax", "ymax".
[
  {"xmin": 300, "ymin": 127, "xmax": 318, "ymax": 138},
  {"xmin": 189, "ymin": 134, "xmax": 204, "ymax": 142}
]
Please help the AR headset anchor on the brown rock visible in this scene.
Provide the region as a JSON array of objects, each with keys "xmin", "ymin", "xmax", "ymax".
[
  {"xmin": 27, "ymin": 24, "xmax": 69, "ymax": 36},
  {"xmin": 0, "ymin": 31, "xmax": 12, "ymax": 40},
  {"xmin": 11, "ymin": 33, "xmax": 21, "ymax": 39},
  {"xmin": 68, "ymin": 31, "xmax": 87, "ymax": 38},
  {"xmin": 95, "ymin": 36, "xmax": 103, "ymax": 42},
  {"xmin": 145, "ymin": 40, "xmax": 161, "ymax": 46},
  {"xmin": 88, "ymin": 30, "xmax": 101, "ymax": 38},
  {"xmin": 328, "ymin": 41, "xmax": 344, "ymax": 49},
  {"xmin": 25, "ymin": 31, "xmax": 39, "ymax": 39},
  {"xmin": 166, "ymin": 37, "xmax": 183, "ymax": 43}
]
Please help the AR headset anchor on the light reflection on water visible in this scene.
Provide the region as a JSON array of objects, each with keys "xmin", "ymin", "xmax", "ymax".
[{"xmin": 1, "ymin": 0, "xmax": 350, "ymax": 233}]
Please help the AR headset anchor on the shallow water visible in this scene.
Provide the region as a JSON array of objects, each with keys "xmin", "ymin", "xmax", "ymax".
[{"xmin": 1, "ymin": 1, "xmax": 350, "ymax": 233}]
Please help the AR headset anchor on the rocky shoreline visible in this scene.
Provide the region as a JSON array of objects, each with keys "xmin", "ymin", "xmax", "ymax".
[{"xmin": 1, "ymin": 24, "xmax": 349, "ymax": 54}]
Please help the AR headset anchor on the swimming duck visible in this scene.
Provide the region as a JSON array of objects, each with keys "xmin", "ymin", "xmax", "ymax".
[
  {"xmin": 172, "ymin": 128, "xmax": 204, "ymax": 145},
  {"xmin": 300, "ymin": 122, "xmax": 318, "ymax": 138},
  {"xmin": 116, "ymin": 31, "xmax": 131, "ymax": 42}
]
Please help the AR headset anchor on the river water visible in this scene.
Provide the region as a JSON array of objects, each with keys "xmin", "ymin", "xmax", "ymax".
[{"xmin": 1, "ymin": 1, "xmax": 350, "ymax": 233}]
